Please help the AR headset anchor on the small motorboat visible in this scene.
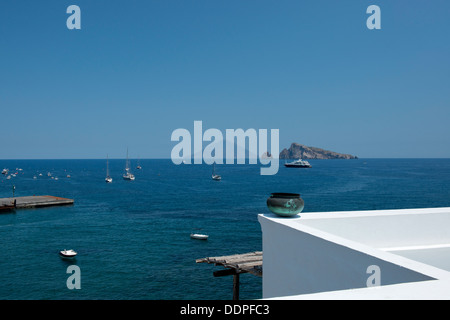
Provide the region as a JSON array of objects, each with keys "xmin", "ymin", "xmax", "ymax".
[
  {"xmin": 190, "ymin": 233, "xmax": 209, "ymax": 240},
  {"xmin": 59, "ymin": 249, "xmax": 77, "ymax": 259}
]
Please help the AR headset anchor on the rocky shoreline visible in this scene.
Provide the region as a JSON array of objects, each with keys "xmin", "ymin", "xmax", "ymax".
[{"xmin": 280, "ymin": 143, "xmax": 358, "ymax": 160}]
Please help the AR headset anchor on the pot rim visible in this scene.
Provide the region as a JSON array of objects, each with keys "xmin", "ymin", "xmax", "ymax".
[{"xmin": 270, "ymin": 192, "xmax": 301, "ymax": 198}]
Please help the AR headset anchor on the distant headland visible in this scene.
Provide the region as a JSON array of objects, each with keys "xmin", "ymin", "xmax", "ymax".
[{"xmin": 280, "ymin": 143, "xmax": 358, "ymax": 160}]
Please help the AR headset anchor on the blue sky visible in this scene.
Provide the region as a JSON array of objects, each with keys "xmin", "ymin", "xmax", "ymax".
[{"xmin": 1, "ymin": 1, "xmax": 449, "ymax": 159}]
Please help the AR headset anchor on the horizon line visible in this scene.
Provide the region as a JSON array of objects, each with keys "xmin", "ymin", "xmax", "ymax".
[{"xmin": 1, "ymin": 157, "xmax": 450, "ymax": 161}]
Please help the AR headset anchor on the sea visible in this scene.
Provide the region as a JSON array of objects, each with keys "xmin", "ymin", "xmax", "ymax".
[{"xmin": 1, "ymin": 158, "xmax": 450, "ymax": 300}]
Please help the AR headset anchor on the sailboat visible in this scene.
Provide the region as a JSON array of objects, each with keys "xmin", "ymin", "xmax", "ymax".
[
  {"xmin": 136, "ymin": 157, "xmax": 142, "ymax": 170},
  {"xmin": 123, "ymin": 148, "xmax": 135, "ymax": 181},
  {"xmin": 105, "ymin": 155, "xmax": 113, "ymax": 183},
  {"xmin": 212, "ymin": 163, "xmax": 221, "ymax": 181}
]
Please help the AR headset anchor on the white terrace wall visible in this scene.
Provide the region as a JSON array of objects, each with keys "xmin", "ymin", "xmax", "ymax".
[{"xmin": 258, "ymin": 214, "xmax": 435, "ymax": 299}]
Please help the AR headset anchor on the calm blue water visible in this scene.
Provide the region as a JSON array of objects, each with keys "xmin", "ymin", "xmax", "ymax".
[{"xmin": 1, "ymin": 158, "xmax": 450, "ymax": 300}]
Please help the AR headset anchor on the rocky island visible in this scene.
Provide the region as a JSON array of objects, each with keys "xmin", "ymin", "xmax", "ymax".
[{"xmin": 280, "ymin": 143, "xmax": 358, "ymax": 160}]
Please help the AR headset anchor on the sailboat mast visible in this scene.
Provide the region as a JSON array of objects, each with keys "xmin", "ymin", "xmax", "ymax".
[{"xmin": 107, "ymin": 154, "xmax": 110, "ymax": 176}]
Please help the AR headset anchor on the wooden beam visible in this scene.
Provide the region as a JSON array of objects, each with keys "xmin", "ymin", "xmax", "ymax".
[
  {"xmin": 233, "ymin": 274, "xmax": 240, "ymax": 300},
  {"xmin": 196, "ymin": 251, "xmax": 263, "ymax": 300},
  {"xmin": 213, "ymin": 268, "xmax": 238, "ymax": 277},
  {"xmin": 200, "ymin": 251, "xmax": 262, "ymax": 264}
]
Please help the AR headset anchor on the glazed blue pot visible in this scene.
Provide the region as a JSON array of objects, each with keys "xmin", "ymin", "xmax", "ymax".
[{"xmin": 266, "ymin": 193, "xmax": 304, "ymax": 217}]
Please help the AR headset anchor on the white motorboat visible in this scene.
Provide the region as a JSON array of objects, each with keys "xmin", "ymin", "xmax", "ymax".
[
  {"xmin": 59, "ymin": 249, "xmax": 77, "ymax": 259},
  {"xmin": 190, "ymin": 233, "xmax": 209, "ymax": 240},
  {"xmin": 284, "ymin": 159, "xmax": 312, "ymax": 168},
  {"xmin": 1, "ymin": 168, "xmax": 8, "ymax": 175}
]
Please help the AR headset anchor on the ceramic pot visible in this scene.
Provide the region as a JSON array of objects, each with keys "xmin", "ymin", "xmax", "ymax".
[{"xmin": 266, "ymin": 193, "xmax": 304, "ymax": 217}]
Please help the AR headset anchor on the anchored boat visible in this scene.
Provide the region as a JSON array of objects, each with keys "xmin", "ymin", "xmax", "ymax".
[
  {"xmin": 105, "ymin": 154, "xmax": 113, "ymax": 183},
  {"xmin": 123, "ymin": 148, "xmax": 135, "ymax": 181},
  {"xmin": 59, "ymin": 249, "xmax": 77, "ymax": 259},
  {"xmin": 212, "ymin": 163, "xmax": 221, "ymax": 181},
  {"xmin": 190, "ymin": 233, "xmax": 209, "ymax": 240},
  {"xmin": 284, "ymin": 159, "xmax": 312, "ymax": 168}
]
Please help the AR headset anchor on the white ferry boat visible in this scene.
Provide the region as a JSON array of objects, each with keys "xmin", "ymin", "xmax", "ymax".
[{"xmin": 284, "ymin": 159, "xmax": 312, "ymax": 168}]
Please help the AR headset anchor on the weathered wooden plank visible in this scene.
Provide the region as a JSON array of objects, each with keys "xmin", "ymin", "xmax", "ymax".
[
  {"xmin": 247, "ymin": 268, "xmax": 262, "ymax": 277},
  {"xmin": 218, "ymin": 252, "xmax": 262, "ymax": 260},
  {"xmin": 196, "ymin": 251, "xmax": 263, "ymax": 300},
  {"xmin": 220, "ymin": 256, "xmax": 262, "ymax": 265},
  {"xmin": 234, "ymin": 261, "xmax": 263, "ymax": 269},
  {"xmin": 198, "ymin": 251, "xmax": 262, "ymax": 264},
  {"xmin": 204, "ymin": 251, "xmax": 262, "ymax": 261},
  {"xmin": 197, "ymin": 251, "xmax": 263, "ymax": 278}
]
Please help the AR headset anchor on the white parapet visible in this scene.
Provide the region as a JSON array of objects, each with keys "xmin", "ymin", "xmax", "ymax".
[{"xmin": 258, "ymin": 207, "xmax": 450, "ymax": 299}]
